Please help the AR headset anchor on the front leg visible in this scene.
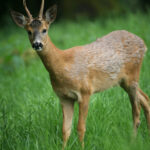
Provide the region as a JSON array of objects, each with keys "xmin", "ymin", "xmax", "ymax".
[
  {"xmin": 77, "ymin": 94, "xmax": 90, "ymax": 148},
  {"xmin": 61, "ymin": 99, "xmax": 75, "ymax": 150}
]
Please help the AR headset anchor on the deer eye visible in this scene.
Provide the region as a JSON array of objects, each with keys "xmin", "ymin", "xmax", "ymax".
[
  {"xmin": 28, "ymin": 30, "xmax": 32, "ymax": 35},
  {"xmin": 42, "ymin": 29, "xmax": 47, "ymax": 34}
]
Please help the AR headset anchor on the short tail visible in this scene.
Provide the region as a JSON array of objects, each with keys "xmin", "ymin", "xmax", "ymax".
[{"xmin": 144, "ymin": 44, "xmax": 148, "ymax": 52}]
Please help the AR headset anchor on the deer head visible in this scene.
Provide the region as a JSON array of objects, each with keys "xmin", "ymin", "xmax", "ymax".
[{"xmin": 10, "ymin": 0, "xmax": 57, "ymax": 51}]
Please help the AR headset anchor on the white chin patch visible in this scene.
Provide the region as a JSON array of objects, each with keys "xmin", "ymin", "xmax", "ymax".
[{"xmin": 33, "ymin": 47, "xmax": 43, "ymax": 51}]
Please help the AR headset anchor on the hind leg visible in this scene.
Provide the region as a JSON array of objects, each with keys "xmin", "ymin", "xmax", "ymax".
[
  {"xmin": 121, "ymin": 82, "xmax": 141, "ymax": 135},
  {"xmin": 137, "ymin": 88, "xmax": 150, "ymax": 130}
]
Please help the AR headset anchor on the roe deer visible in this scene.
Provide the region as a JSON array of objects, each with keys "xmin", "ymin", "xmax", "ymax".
[{"xmin": 10, "ymin": 0, "xmax": 150, "ymax": 149}]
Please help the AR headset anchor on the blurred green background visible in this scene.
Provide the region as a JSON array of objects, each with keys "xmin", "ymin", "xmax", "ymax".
[{"xmin": 0, "ymin": 0, "xmax": 150, "ymax": 150}]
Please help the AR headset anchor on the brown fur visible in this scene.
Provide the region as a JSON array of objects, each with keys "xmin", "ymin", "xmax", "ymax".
[
  {"xmin": 10, "ymin": 1, "xmax": 150, "ymax": 149},
  {"xmin": 37, "ymin": 32, "xmax": 150, "ymax": 148}
]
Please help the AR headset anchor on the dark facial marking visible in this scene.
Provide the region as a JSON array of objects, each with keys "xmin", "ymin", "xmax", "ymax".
[
  {"xmin": 30, "ymin": 19, "xmax": 42, "ymax": 28},
  {"xmin": 28, "ymin": 30, "xmax": 32, "ymax": 35}
]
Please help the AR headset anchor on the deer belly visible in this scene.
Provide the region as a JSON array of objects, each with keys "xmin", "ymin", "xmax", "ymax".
[{"xmin": 90, "ymin": 70, "xmax": 121, "ymax": 93}]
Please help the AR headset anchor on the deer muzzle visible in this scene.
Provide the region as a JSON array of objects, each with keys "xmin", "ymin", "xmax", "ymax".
[{"xmin": 32, "ymin": 41, "xmax": 43, "ymax": 51}]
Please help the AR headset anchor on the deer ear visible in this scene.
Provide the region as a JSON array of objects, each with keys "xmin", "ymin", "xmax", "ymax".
[
  {"xmin": 45, "ymin": 5, "xmax": 57, "ymax": 24},
  {"xmin": 10, "ymin": 10, "xmax": 27, "ymax": 28}
]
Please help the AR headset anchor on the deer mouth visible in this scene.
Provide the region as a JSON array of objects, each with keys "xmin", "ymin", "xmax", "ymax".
[{"xmin": 33, "ymin": 47, "xmax": 43, "ymax": 51}]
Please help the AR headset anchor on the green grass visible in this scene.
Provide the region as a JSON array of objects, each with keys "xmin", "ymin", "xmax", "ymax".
[{"xmin": 0, "ymin": 12, "xmax": 150, "ymax": 150}]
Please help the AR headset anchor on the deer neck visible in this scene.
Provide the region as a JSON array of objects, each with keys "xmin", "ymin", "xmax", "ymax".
[{"xmin": 37, "ymin": 36, "xmax": 62, "ymax": 75}]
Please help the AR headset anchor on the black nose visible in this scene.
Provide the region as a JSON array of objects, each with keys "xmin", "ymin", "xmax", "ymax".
[{"xmin": 32, "ymin": 42, "xmax": 43, "ymax": 50}]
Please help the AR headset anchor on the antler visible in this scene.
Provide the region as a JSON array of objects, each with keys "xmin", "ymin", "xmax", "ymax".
[
  {"xmin": 23, "ymin": 0, "xmax": 32, "ymax": 20},
  {"xmin": 38, "ymin": 0, "xmax": 44, "ymax": 19}
]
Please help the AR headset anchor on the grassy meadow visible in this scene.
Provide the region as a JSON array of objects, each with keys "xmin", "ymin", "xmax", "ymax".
[{"xmin": 0, "ymin": 12, "xmax": 150, "ymax": 150}]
